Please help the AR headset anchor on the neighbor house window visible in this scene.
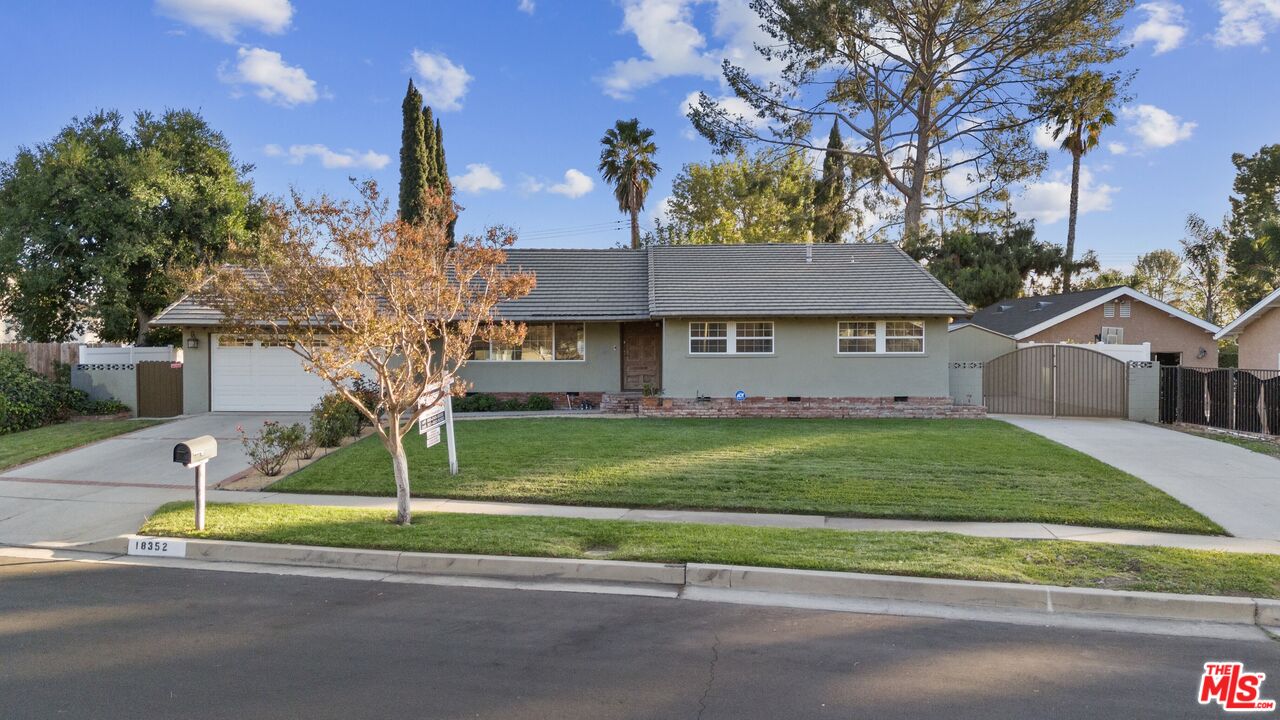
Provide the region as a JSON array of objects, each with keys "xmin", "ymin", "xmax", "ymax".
[
  {"xmin": 689, "ymin": 321, "xmax": 773, "ymax": 355},
  {"xmin": 689, "ymin": 322, "xmax": 729, "ymax": 354},
  {"xmin": 837, "ymin": 321, "xmax": 876, "ymax": 354},
  {"xmin": 836, "ymin": 320, "xmax": 926, "ymax": 355},
  {"xmin": 469, "ymin": 322, "xmax": 586, "ymax": 361},
  {"xmin": 1101, "ymin": 326, "xmax": 1124, "ymax": 344},
  {"xmin": 885, "ymin": 321, "xmax": 925, "ymax": 353}
]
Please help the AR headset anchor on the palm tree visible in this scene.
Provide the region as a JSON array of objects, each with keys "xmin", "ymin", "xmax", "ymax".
[
  {"xmin": 598, "ymin": 119, "xmax": 659, "ymax": 249},
  {"xmin": 1039, "ymin": 71, "xmax": 1120, "ymax": 292}
]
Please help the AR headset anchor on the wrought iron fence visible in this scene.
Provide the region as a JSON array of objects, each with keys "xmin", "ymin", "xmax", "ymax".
[{"xmin": 1159, "ymin": 366, "xmax": 1280, "ymax": 435}]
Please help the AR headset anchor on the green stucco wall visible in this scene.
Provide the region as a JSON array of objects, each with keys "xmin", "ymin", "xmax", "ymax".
[
  {"xmin": 659, "ymin": 317, "xmax": 952, "ymax": 399},
  {"xmin": 947, "ymin": 325, "xmax": 1017, "ymax": 363},
  {"xmin": 182, "ymin": 329, "xmax": 211, "ymax": 414},
  {"xmin": 457, "ymin": 322, "xmax": 622, "ymax": 394}
]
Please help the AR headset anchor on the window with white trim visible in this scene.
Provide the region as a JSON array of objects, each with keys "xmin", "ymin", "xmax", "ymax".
[
  {"xmin": 836, "ymin": 320, "xmax": 926, "ymax": 355},
  {"xmin": 689, "ymin": 321, "xmax": 772, "ymax": 355},
  {"xmin": 1101, "ymin": 326, "xmax": 1124, "ymax": 344},
  {"xmin": 837, "ymin": 321, "xmax": 876, "ymax": 353},
  {"xmin": 1104, "ymin": 304, "xmax": 1115, "ymax": 318},
  {"xmin": 469, "ymin": 323, "xmax": 586, "ymax": 361},
  {"xmin": 219, "ymin": 335, "xmax": 253, "ymax": 347},
  {"xmin": 1119, "ymin": 300, "xmax": 1131, "ymax": 318}
]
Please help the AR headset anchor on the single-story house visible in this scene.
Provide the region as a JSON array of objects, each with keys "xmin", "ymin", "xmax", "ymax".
[
  {"xmin": 151, "ymin": 243, "xmax": 980, "ymax": 418},
  {"xmin": 963, "ymin": 286, "xmax": 1221, "ymax": 367},
  {"xmin": 1215, "ymin": 287, "xmax": 1280, "ymax": 370}
]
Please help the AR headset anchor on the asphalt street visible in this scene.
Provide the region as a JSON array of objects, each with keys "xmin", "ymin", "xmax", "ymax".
[{"xmin": 1, "ymin": 556, "xmax": 1276, "ymax": 720}]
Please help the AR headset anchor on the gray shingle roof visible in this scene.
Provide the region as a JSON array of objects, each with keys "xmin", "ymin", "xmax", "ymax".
[
  {"xmin": 495, "ymin": 249, "xmax": 649, "ymax": 320},
  {"xmin": 153, "ymin": 243, "xmax": 967, "ymax": 326},
  {"xmin": 966, "ymin": 286, "xmax": 1122, "ymax": 336},
  {"xmin": 647, "ymin": 243, "xmax": 966, "ymax": 317}
]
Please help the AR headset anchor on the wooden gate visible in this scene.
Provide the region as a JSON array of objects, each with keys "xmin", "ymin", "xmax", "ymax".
[
  {"xmin": 136, "ymin": 361, "xmax": 183, "ymax": 417},
  {"xmin": 983, "ymin": 345, "xmax": 1128, "ymax": 417}
]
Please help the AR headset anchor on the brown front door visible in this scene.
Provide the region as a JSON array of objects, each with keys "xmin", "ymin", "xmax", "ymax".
[{"xmin": 620, "ymin": 321, "xmax": 662, "ymax": 392}]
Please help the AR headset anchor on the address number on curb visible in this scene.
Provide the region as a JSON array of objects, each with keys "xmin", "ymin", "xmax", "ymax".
[{"xmin": 128, "ymin": 538, "xmax": 187, "ymax": 557}]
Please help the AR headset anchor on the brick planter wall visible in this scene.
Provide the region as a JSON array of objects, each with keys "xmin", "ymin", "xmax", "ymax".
[{"xmin": 602, "ymin": 395, "xmax": 985, "ymax": 419}]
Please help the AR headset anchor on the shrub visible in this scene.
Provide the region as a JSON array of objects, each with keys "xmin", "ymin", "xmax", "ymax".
[
  {"xmin": 238, "ymin": 421, "xmax": 298, "ymax": 476},
  {"xmin": 523, "ymin": 394, "xmax": 554, "ymax": 411},
  {"xmin": 453, "ymin": 393, "xmax": 498, "ymax": 413},
  {"xmin": 497, "ymin": 398, "xmax": 524, "ymax": 412},
  {"xmin": 310, "ymin": 392, "xmax": 360, "ymax": 447},
  {"xmin": 350, "ymin": 377, "xmax": 380, "ymax": 432}
]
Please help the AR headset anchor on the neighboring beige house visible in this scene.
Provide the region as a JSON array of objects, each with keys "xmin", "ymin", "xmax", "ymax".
[
  {"xmin": 965, "ymin": 286, "xmax": 1221, "ymax": 367},
  {"xmin": 1215, "ymin": 287, "xmax": 1280, "ymax": 370}
]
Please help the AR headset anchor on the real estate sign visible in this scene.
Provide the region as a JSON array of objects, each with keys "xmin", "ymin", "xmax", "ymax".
[{"xmin": 417, "ymin": 378, "xmax": 458, "ymax": 474}]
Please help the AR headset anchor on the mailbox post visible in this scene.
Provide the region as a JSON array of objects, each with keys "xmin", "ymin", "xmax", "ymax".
[{"xmin": 173, "ymin": 435, "xmax": 217, "ymax": 530}]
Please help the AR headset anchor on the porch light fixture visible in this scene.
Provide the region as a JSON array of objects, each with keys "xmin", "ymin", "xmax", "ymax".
[{"xmin": 186, "ymin": 337, "xmax": 200, "ymax": 350}]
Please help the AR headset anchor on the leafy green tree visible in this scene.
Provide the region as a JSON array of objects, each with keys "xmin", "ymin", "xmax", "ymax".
[
  {"xmin": 1037, "ymin": 71, "xmax": 1123, "ymax": 292},
  {"xmin": 647, "ymin": 148, "xmax": 814, "ymax": 245},
  {"xmin": 903, "ymin": 223, "xmax": 1079, "ymax": 307},
  {"xmin": 0, "ymin": 110, "xmax": 257, "ymax": 343},
  {"xmin": 422, "ymin": 104, "xmax": 438, "ymax": 188},
  {"xmin": 689, "ymin": 0, "xmax": 1131, "ymax": 241},
  {"xmin": 1076, "ymin": 267, "xmax": 1135, "ymax": 290},
  {"xmin": 432, "ymin": 116, "xmax": 456, "ymax": 244},
  {"xmin": 399, "ymin": 80, "xmax": 430, "ymax": 224},
  {"xmin": 1130, "ymin": 249, "xmax": 1185, "ymax": 303},
  {"xmin": 812, "ymin": 121, "xmax": 851, "ymax": 242},
  {"xmin": 1181, "ymin": 214, "xmax": 1230, "ymax": 324},
  {"xmin": 599, "ymin": 119, "xmax": 660, "ymax": 249},
  {"xmin": 1225, "ymin": 144, "xmax": 1280, "ymax": 310}
]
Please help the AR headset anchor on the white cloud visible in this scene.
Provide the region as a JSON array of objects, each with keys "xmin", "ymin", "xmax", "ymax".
[
  {"xmin": 219, "ymin": 47, "xmax": 319, "ymax": 107},
  {"xmin": 156, "ymin": 0, "xmax": 292, "ymax": 41},
  {"xmin": 517, "ymin": 0, "xmax": 535, "ymax": 14},
  {"xmin": 1033, "ymin": 124, "xmax": 1061, "ymax": 151},
  {"xmin": 1107, "ymin": 141, "xmax": 1129, "ymax": 155},
  {"xmin": 521, "ymin": 169, "xmax": 596, "ymax": 198},
  {"xmin": 1215, "ymin": 0, "xmax": 1280, "ymax": 46},
  {"xmin": 1132, "ymin": 1, "xmax": 1189, "ymax": 54},
  {"xmin": 602, "ymin": 0, "xmax": 718, "ymax": 99},
  {"xmin": 548, "ymin": 169, "xmax": 595, "ymax": 198},
  {"xmin": 1121, "ymin": 104, "xmax": 1196, "ymax": 148},
  {"xmin": 601, "ymin": 0, "xmax": 779, "ymax": 100},
  {"xmin": 410, "ymin": 50, "xmax": 472, "ymax": 111},
  {"xmin": 453, "ymin": 164, "xmax": 504, "ymax": 193},
  {"xmin": 1014, "ymin": 166, "xmax": 1118, "ymax": 225},
  {"xmin": 265, "ymin": 143, "xmax": 389, "ymax": 170}
]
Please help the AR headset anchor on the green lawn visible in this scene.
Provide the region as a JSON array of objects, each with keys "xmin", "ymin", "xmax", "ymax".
[
  {"xmin": 268, "ymin": 418, "xmax": 1223, "ymax": 535},
  {"xmin": 0, "ymin": 418, "xmax": 163, "ymax": 471},
  {"xmin": 141, "ymin": 502, "xmax": 1280, "ymax": 598}
]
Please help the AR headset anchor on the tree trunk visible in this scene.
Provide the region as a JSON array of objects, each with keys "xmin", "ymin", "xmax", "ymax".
[
  {"xmin": 387, "ymin": 432, "xmax": 412, "ymax": 525},
  {"xmin": 135, "ymin": 306, "xmax": 152, "ymax": 346},
  {"xmin": 1063, "ymin": 147, "xmax": 1082, "ymax": 293},
  {"xmin": 630, "ymin": 207, "xmax": 640, "ymax": 249}
]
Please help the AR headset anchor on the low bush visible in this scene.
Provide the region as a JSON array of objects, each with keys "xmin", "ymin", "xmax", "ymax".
[
  {"xmin": 523, "ymin": 394, "xmax": 554, "ymax": 411},
  {"xmin": 349, "ymin": 377, "xmax": 380, "ymax": 432},
  {"xmin": 238, "ymin": 421, "xmax": 297, "ymax": 476},
  {"xmin": 310, "ymin": 392, "xmax": 360, "ymax": 447},
  {"xmin": 453, "ymin": 393, "xmax": 498, "ymax": 413},
  {"xmin": 0, "ymin": 353, "xmax": 127, "ymax": 435}
]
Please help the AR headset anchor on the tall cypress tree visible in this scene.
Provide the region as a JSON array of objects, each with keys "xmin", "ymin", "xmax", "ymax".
[
  {"xmin": 427, "ymin": 112, "xmax": 455, "ymax": 243},
  {"xmin": 398, "ymin": 80, "xmax": 429, "ymax": 224},
  {"xmin": 812, "ymin": 120, "xmax": 851, "ymax": 243},
  {"xmin": 421, "ymin": 104, "xmax": 438, "ymax": 188}
]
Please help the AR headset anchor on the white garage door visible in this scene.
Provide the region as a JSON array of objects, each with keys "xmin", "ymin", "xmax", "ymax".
[{"xmin": 211, "ymin": 334, "xmax": 332, "ymax": 411}]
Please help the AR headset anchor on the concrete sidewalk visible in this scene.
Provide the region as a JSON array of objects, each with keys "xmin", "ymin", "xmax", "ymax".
[
  {"xmin": 201, "ymin": 488, "xmax": 1280, "ymax": 554},
  {"xmin": 998, "ymin": 415, "xmax": 1280, "ymax": 540}
]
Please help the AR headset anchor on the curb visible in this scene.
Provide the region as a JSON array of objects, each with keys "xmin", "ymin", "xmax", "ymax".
[{"xmin": 109, "ymin": 535, "xmax": 1273, "ymax": 628}]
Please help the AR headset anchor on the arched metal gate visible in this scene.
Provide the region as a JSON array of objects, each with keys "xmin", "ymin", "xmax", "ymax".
[{"xmin": 983, "ymin": 345, "xmax": 1128, "ymax": 417}]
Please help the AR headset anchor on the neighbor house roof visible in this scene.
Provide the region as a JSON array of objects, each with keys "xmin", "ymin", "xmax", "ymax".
[
  {"xmin": 1215, "ymin": 286, "xmax": 1280, "ymax": 340},
  {"xmin": 967, "ymin": 285, "xmax": 1220, "ymax": 340},
  {"xmin": 153, "ymin": 243, "xmax": 967, "ymax": 326}
]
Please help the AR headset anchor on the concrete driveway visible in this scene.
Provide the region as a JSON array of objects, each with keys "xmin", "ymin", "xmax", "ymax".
[
  {"xmin": 0, "ymin": 412, "xmax": 309, "ymax": 488},
  {"xmin": 0, "ymin": 413, "xmax": 308, "ymax": 546},
  {"xmin": 998, "ymin": 415, "xmax": 1280, "ymax": 540}
]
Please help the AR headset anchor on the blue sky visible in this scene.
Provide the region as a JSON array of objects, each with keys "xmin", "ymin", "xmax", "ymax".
[{"xmin": 1, "ymin": 1, "xmax": 1277, "ymax": 269}]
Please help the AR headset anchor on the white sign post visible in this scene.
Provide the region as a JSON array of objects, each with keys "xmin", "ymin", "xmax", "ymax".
[{"xmin": 418, "ymin": 377, "xmax": 459, "ymax": 475}]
